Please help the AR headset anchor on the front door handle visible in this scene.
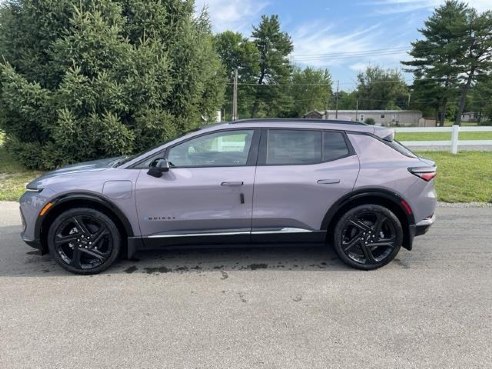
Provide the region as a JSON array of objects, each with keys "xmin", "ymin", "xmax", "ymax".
[
  {"xmin": 221, "ymin": 181, "xmax": 244, "ymax": 187},
  {"xmin": 317, "ymin": 179, "xmax": 340, "ymax": 185}
]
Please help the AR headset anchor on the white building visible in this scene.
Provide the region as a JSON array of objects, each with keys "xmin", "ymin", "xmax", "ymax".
[{"xmin": 304, "ymin": 110, "xmax": 423, "ymax": 126}]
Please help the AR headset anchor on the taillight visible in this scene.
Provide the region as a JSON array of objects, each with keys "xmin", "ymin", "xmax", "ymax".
[{"xmin": 408, "ymin": 167, "xmax": 437, "ymax": 182}]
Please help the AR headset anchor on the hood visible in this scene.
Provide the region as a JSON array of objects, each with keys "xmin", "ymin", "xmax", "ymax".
[
  {"xmin": 26, "ymin": 156, "xmax": 124, "ymax": 190},
  {"xmin": 44, "ymin": 156, "xmax": 124, "ymax": 176}
]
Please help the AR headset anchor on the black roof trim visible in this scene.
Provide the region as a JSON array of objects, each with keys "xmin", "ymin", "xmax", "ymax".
[{"xmin": 228, "ymin": 118, "xmax": 366, "ymax": 126}]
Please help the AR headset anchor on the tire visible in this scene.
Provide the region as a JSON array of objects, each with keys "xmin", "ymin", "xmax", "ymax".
[
  {"xmin": 333, "ymin": 204, "xmax": 403, "ymax": 270},
  {"xmin": 47, "ymin": 208, "xmax": 121, "ymax": 275}
]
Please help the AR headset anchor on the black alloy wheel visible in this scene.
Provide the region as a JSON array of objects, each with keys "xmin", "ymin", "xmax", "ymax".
[
  {"xmin": 333, "ymin": 204, "xmax": 403, "ymax": 270},
  {"xmin": 48, "ymin": 208, "xmax": 121, "ymax": 274}
]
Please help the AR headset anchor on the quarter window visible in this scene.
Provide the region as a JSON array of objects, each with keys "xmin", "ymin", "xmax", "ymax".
[
  {"xmin": 167, "ymin": 130, "xmax": 254, "ymax": 167},
  {"xmin": 323, "ymin": 132, "xmax": 350, "ymax": 161}
]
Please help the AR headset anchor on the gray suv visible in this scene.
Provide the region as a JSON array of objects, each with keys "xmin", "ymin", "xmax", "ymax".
[{"xmin": 20, "ymin": 119, "xmax": 437, "ymax": 274}]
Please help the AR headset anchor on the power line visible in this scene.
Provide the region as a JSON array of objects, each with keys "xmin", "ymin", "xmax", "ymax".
[
  {"xmin": 225, "ymin": 77, "xmax": 461, "ymax": 87},
  {"xmin": 291, "ymin": 50, "xmax": 410, "ymax": 61},
  {"xmin": 292, "ymin": 47, "xmax": 410, "ymax": 57}
]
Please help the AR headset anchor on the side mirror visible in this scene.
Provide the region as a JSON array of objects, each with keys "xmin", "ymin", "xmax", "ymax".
[{"xmin": 147, "ymin": 158, "xmax": 170, "ymax": 178}]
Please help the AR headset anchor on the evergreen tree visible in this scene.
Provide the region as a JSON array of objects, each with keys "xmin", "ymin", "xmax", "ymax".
[
  {"xmin": 468, "ymin": 77, "xmax": 492, "ymax": 123},
  {"xmin": 0, "ymin": 0, "xmax": 224, "ymax": 169},
  {"xmin": 402, "ymin": 1, "xmax": 492, "ymax": 126},
  {"xmin": 454, "ymin": 9, "xmax": 492, "ymax": 125},
  {"xmin": 250, "ymin": 15, "xmax": 293, "ymax": 117}
]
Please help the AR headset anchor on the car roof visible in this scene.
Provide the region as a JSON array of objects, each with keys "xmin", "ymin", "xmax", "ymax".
[
  {"xmin": 205, "ymin": 118, "xmax": 378, "ymax": 135},
  {"xmin": 231, "ymin": 118, "xmax": 366, "ymax": 126}
]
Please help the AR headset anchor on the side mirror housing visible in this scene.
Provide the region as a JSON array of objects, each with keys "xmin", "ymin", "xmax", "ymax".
[{"xmin": 147, "ymin": 158, "xmax": 170, "ymax": 178}]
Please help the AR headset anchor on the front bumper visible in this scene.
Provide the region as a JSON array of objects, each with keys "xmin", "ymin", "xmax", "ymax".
[
  {"xmin": 20, "ymin": 206, "xmax": 41, "ymax": 250},
  {"xmin": 19, "ymin": 190, "xmax": 51, "ymax": 252},
  {"xmin": 22, "ymin": 237, "xmax": 42, "ymax": 250}
]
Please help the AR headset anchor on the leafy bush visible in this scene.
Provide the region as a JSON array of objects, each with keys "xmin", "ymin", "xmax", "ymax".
[
  {"xmin": 364, "ymin": 117, "xmax": 376, "ymax": 125},
  {"xmin": 0, "ymin": 0, "xmax": 225, "ymax": 169}
]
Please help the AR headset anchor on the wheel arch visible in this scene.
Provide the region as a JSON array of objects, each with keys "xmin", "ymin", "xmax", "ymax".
[
  {"xmin": 36, "ymin": 192, "xmax": 134, "ymax": 256},
  {"xmin": 322, "ymin": 189, "xmax": 416, "ymax": 251}
]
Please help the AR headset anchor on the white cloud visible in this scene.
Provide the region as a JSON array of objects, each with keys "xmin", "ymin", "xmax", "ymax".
[
  {"xmin": 290, "ymin": 21, "xmax": 410, "ymax": 71},
  {"xmin": 194, "ymin": 0, "xmax": 268, "ymax": 33},
  {"xmin": 290, "ymin": 22, "xmax": 383, "ymax": 67},
  {"xmin": 289, "ymin": 19, "xmax": 414, "ymax": 87}
]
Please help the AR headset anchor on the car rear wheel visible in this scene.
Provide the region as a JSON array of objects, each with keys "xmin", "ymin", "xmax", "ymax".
[
  {"xmin": 333, "ymin": 204, "xmax": 402, "ymax": 270},
  {"xmin": 47, "ymin": 208, "xmax": 120, "ymax": 275}
]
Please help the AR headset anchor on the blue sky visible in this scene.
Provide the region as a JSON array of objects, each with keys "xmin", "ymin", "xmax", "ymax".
[{"xmin": 195, "ymin": 0, "xmax": 491, "ymax": 90}]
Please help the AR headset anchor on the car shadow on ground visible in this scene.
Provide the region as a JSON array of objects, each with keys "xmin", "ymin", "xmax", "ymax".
[
  {"xmin": 27, "ymin": 246, "xmax": 348, "ymax": 277},
  {"xmin": 1, "ymin": 225, "xmax": 353, "ymax": 277},
  {"xmin": 115, "ymin": 245, "xmax": 347, "ymax": 276}
]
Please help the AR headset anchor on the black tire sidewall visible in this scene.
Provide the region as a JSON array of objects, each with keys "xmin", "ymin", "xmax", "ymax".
[
  {"xmin": 333, "ymin": 204, "xmax": 403, "ymax": 270},
  {"xmin": 47, "ymin": 208, "xmax": 121, "ymax": 275}
]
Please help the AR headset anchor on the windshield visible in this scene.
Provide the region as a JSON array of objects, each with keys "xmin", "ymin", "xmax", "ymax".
[
  {"xmin": 114, "ymin": 127, "xmax": 206, "ymax": 167},
  {"xmin": 113, "ymin": 142, "xmax": 170, "ymax": 167}
]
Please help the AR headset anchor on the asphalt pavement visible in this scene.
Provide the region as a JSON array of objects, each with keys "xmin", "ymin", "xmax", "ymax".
[{"xmin": 0, "ymin": 201, "xmax": 491, "ymax": 369}]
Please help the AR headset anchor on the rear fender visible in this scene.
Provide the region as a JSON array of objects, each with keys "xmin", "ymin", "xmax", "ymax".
[{"xmin": 321, "ymin": 188, "xmax": 416, "ymax": 250}]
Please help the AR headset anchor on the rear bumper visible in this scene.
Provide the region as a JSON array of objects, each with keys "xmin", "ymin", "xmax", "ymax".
[{"xmin": 415, "ymin": 214, "xmax": 435, "ymax": 236}]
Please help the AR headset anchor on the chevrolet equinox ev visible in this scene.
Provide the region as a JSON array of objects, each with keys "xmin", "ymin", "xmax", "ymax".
[{"xmin": 20, "ymin": 119, "xmax": 437, "ymax": 274}]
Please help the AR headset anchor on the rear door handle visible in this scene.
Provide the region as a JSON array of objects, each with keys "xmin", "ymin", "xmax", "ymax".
[
  {"xmin": 317, "ymin": 179, "xmax": 340, "ymax": 185},
  {"xmin": 221, "ymin": 181, "xmax": 244, "ymax": 187}
]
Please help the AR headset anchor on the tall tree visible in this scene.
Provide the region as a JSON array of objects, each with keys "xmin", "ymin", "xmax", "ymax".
[
  {"xmin": 214, "ymin": 31, "xmax": 259, "ymax": 120},
  {"xmin": 454, "ymin": 9, "xmax": 492, "ymax": 125},
  {"xmin": 355, "ymin": 66, "xmax": 409, "ymax": 110},
  {"xmin": 337, "ymin": 90, "xmax": 358, "ymax": 110},
  {"xmin": 402, "ymin": 1, "xmax": 492, "ymax": 126},
  {"xmin": 0, "ymin": 0, "xmax": 224, "ymax": 169},
  {"xmin": 250, "ymin": 15, "xmax": 293, "ymax": 117},
  {"xmin": 467, "ymin": 76, "xmax": 492, "ymax": 123},
  {"xmin": 288, "ymin": 67, "xmax": 332, "ymax": 117}
]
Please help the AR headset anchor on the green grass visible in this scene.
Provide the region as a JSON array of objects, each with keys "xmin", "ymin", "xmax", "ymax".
[
  {"xmin": 0, "ymin": 135, "xmax": 41, "ymax": 201},
  {"xmin": 418, "ymin": 151, "xmax": 492, "ymax": 203},
  {"xmin": 396, "ymin": 131, "xmax": 492, "ymax": 141}
]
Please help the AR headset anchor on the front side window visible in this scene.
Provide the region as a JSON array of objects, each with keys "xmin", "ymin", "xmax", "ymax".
[
  {"xmin": 266, "ymin": 130, "xmax": 322, "ymax": 165},
  {"xmin": 167, "ymin": 130, "xmax": 254, "ymax": 167}
]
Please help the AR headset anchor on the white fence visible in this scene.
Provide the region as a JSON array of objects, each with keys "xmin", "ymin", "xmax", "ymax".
[{"xmin": 395, "ymin": 125, "xmax": 492, "ymax": 154}]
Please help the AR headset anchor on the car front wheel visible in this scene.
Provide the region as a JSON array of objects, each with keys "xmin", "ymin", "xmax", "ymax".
[
  {"xmin": 47, "ymin": 208, "xmax": 121, "ymax": 274},
  {"xmin": 333, "ymin": 204, "xmax": 403, "ymax": 270}
]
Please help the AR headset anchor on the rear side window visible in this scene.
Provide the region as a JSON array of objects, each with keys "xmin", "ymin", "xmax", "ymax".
[
  {"xmin": 323, "ymin": 131, "xmax": 350, "ymax": 161},
  {"xmin": 266, "ymin": 130, "xmax": 321, "ymax": 165},
  {"xmin": 265, "ymin": 129, "xmax": 350, "ymax": 165}
]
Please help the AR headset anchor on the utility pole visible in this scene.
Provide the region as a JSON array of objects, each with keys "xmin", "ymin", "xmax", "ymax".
[
  {"xmin": 232, "ymin": 69, "xmax": 238, "ymax": 121},
  {"xmin": 355, "ymin": 98, "xmax": 359, "ymax": 122},
  {"xmin": 335, "ymin": 80, "xmax": 339, "ymax": 119}
]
